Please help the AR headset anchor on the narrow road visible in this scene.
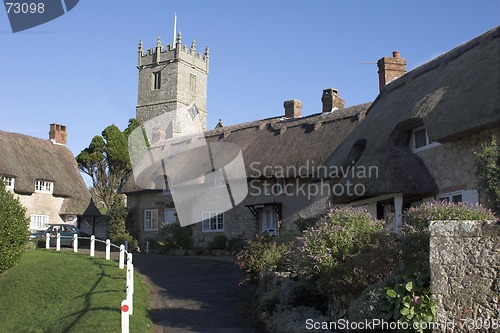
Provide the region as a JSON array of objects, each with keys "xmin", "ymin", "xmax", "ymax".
[{"xmin": 133, "ymin": 254, "xmax": 262, "ymax": 333}]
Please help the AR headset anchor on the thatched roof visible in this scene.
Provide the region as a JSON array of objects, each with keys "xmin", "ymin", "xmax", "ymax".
[
  {"xmin": 326, "ymin": 26, "xmax": 500, "ymax": 203},
  {"xmin": 121, "ymin": 103, "xmax": 371, "ymax": 193},
  {"xmin": 0, "ymin": 130, "xmax": 100, "ymax": 216}
]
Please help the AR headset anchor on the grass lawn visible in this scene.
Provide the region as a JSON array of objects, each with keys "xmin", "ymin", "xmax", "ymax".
[{"xmin": 0, "ymin": 249, "xmax": 153, "ymax": 333}]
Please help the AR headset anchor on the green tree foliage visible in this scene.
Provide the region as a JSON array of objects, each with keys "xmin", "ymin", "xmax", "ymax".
[
  {"xmin": 0, "ymin": 180, "xmax": 30, "ymax": 271},
  {"xmin": 76, "ymin": 119, "xmax": 141, "ymax": 209},
  {"xmin": 106, "ymin": 195, "xmax": 129, "ymax": 241},
  {"xmin": 476, "ymin": 136, "xmax": 500, "ymax": 214}
]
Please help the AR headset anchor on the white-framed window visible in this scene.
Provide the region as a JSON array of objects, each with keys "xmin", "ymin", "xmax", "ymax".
[
  {"xmin": 164, "ymin": 208, "xmax": 177, "ymax": 224},
  {"xmin": 410, "ymin": 126, "xmax": 440, "ymax": 152},
  {"xmin": 260, "ymin": 207, "xmax": 278, "ymax": 235},
  {"xmin": 436, "ymin": 190, "xmax": 479, "ymax": 205},
  {"xmin": 1, "ymin": 176, "xmax": 14, "ymax": 189},
  {"xmin": 30, "ymin": 214, "xmax": 49, "ymax": 230},
  {"xmin": 35, "ymin": 180, "xmax": 53, "ymax": 194},
  {"xmin": 144, "ymin": 209, "xmax": 158, "ymax": 231},
  {"xmin": 201, "ymin": 211, "xmax": 224, "ymax": 232},
  {"xmin": 214, "ymin": 172, "xmax": 226, "ymax": 188},
  {"xmin": 152, "ymin": 71, "xmax": 161, "ymax": 90}
]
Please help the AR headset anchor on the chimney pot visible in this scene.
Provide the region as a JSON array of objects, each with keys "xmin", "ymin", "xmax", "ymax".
[
  {"xmin": 321, "ymin": 88, "xmax": 344, "ymax": 112},
  {"xmin": 392, "ymin": 50, "xmax": 400, "ymax": 58},
  {"xmin": 49, "ymin": 123, "xmax": 67, "ymax": 145},
  {"xmin": 284, "ymin": 100, "xmax": 302, "ymax": 118}
]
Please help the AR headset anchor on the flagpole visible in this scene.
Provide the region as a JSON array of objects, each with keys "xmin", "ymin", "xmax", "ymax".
[{"xmin": 173, "ymin": 13, "xmax": 177, "ymax": 48}]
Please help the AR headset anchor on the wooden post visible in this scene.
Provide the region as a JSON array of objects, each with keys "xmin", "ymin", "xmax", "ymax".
[
  {"xmin": 121, "ymin": 300, "xmax": 130, "ymax": 333},
  {"xmin": 45, "ymin": 232, "xmax": 50, "ymax": 249},
  {"xmin": 56, "ymin": 233, "xmax": 61, "ymax": 251},
  {"xmin": 73, "ymin": 233, "xmax": 78, "ymax": 253},
  {"xmin": 90, "ymin": 235, "xmax": 95, "ymax": 257},
  {"xmin": 105, "ymin": 239, "xmax": 110, "ymax": 260},
  {"xmin": 119, "ymin": 245, "xmax": 125, "ymax": 269}
]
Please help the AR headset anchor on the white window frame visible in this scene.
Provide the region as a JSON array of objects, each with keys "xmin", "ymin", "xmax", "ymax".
[
  {"xmin": 260, "ymin": 207, "xmax": 278, "ymax": 235},
  {"xmin": 201, "ymin": 211, "xmax": 224, "ymax": 233},
  {"xmin": 436, "ymin": 191, "xmax": 464, "ymax": 204},
  {"xmin": 436, "ymin": 189, "xmax": 479, "ymax": 205},
  {"xmin": 35, "ymin": 180, "xmax": 53, "ymax": 194},
  {"xmin": 30, "ymin": 214, "xmax": 49, "ymax": 230},
  {"xmin": 164, "ymin": 208, "xmax": 177, "ymax": 224},
  {"xmin": 410, "ymin": 126, "xmax": 440, "ymax": 152},
  {"xmin": 214, "ymin": 172, "xmax": 226, "ymax": 188},
  {"xmin": 144, "ymin": 209, "xmax": 158, "ymax": 231},
  {"xmin": 1, "ymin": 176, "xmax": 14, "ymax": 189}
]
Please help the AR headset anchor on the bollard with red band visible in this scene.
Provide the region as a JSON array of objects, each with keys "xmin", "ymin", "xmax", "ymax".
[{"xmin": 121, "ymin": 300, "xmax": 129, "ymax": 333}]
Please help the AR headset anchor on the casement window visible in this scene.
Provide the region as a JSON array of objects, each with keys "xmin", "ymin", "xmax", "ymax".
[
  {"xmin": 201, "ymin": 211, "xmax": 224, "ymax": 232},
  {"xmin": 1, "ymin": 176, "xmax": 14, "ymax": 189},
  {"xmin": 214, "ymin": 172, "xmax": 226, "ymax": 188},
  {"xmin": 144, "ymin": 209, "xmax": 158, "ymax": 231},
  {"xmin": 410, "ymin": 126, "xmax": 439, "ymax": 152},
  {"xmin": 437, "ymin": 190, "xmax": 479, "ymax": 205},
  {"xmin": 35, "ymin": 180, "xmax": 53, "ymax": 194},
  {"xmin": 164, "ymin": 208, "xmax": 177, "ymax": 224},
  {"xmin": 260, "ymin": 207, "xmax": 278, "ymax": 235},
  {"xmin": 30, "ymin": 214, "xmax": 49, "ymax": 230},
  {"xmin": 152, "ymin": 71, "xmax": 161, "ymax": 90}
]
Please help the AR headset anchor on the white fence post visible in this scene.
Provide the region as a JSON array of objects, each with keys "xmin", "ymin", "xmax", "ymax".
[
  {"xmin": 121, "ymin": 300, "xmax": 130, "ymax": 333},
  {"xmin": 126, "ymin": 253, "xmax": 134, "ymax": 315},
  {"xmin": 105, "ymin": 239, "xmax": 110, "ymax": 260},
  {"xmin": 73, "ymin": 234, "xmax": 78, "ymax": 253},
  {"xmin": 56, "ymin": 233, "xmax": 61, "ymax": 251},
  {"xmin": 124, "ymin": 240, "xmax": 129, "ymax": 252},
  {"xmin": 119, "ymin": 245, "xmax": 125, "ymax": 269},
  {"xmin": 45, "ymin": 232, "xmax": 50, "ymax": 249},
  {"xmin": 90, "ymin": 235, "xmax": 95, "ymax": 257}
]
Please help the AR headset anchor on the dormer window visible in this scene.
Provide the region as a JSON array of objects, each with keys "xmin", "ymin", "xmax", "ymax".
[
  {"xmin": 1, "ymin": 176, "xmax": 14, "ymax": 189},
  {"xmin": 35, "ymin": 180, "xmax": 53, "ymax": 194},
  {"xmin": 410, "ymin": 126, "xmax": 439, "ymax": 152}
]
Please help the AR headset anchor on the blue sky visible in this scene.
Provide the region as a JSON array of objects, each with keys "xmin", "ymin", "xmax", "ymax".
[{"xmin": 1, "ymin": 0, "xmax": 499, "ymax": 166}]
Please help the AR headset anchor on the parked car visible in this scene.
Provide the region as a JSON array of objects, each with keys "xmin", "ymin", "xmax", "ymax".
[{"xmin": 30, "ymin": 224, "xmax": 81, "ymax": 247}]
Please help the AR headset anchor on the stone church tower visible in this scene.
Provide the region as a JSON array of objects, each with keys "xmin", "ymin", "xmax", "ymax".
[{"xmin": 136, "ymin": 31, "xmax": 209, "ymax": 133}]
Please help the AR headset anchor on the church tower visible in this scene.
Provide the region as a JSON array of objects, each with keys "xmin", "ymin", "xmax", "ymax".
[{"xmin": 136, "ymin": 31, "xmax": 209, "ymax": 133}]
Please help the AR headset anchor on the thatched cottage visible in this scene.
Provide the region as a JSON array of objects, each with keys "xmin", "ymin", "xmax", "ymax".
[
  {"xmin": 0, "ymin": 124, "xmax": 100, "ymax": 232},
  {"xmin": 122, "ymin": 26, "xmax": 499, "ymax": 246}
]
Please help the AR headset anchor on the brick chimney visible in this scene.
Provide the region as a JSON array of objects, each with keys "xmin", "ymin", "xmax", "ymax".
[
  {"xmin": 284, "ymin": 99, "xmax": 302, "ymax": 118},
  {"xmin": 322, "ymin": 88, "xmax": 344, "ymax": 113},
  {"xmin": 49, "ymin": 123, "xmax": 67, "ymax": 145},
  {"xmin": 377, "ymin": 51, "xmax": 407, "ymax": 92}
]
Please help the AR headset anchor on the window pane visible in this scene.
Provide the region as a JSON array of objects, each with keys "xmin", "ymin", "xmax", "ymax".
[
  {"xmin": 414, "ymin": 129, "xmax": 427, "ymax": 149},
  {"xmin": 452, "ymin": 195, "xmax": 462, "ymax": 203}
]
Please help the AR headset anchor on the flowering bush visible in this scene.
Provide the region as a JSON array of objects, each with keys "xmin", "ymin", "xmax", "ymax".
[
  {"xmin": 404, "ymin": 200, "xmax": 496, "ymax": 232},
  {"xmin": 291, "ymin": 207, "xmax": 383, "ymax": 277},
  {"xmin": 236, "ymin": 235, "xmax": 288, "ymax": 283}
]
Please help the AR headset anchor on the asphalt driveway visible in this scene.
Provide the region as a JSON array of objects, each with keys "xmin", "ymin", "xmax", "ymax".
[{"xmin": 133, "ymin": 254, "xmax": 262, "ymax": 333}]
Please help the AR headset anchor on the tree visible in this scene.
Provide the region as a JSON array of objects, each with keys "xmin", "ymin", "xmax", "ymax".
[
  {"xmin": 476, "ymin": 136, "xmax": 500, "ymax": 215},
  {"xmin": 76, "ymin": 119, "xmax": 141, "ymax": 209},
  {"xmin": 0, "ymin": 179, "xmax": 30, "ymax": 271}
]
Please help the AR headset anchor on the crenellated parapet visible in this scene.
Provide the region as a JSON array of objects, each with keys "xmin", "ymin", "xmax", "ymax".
[{"xmin": 137, "ymin": 32, "xmax": 209, "ymax": 73}]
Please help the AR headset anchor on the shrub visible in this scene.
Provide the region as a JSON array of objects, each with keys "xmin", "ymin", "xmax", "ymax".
[
  {"xmin": 381, "ymin": 271, "xmax": 435, "ymax": 333},
  {"xmin": 107, "ymin": 196, "xmax": 129, "ymax": 240},
  {"xmin": 227, "ymin": 236, "xmax": 247, "ymax": 252},
  {"xmin": 0, "ymin": 180, "xmax": 30, "ymax": 271},
  {"xmin": 236, "ymin": 235, "xmax": 288, "ymax": 283},
  {"xmin": 157, "ymin": 223, "xmax": 193, "ymax": 249},
  {"xmin": 317, "ymin": 230, "xmax": 401, "ymax": 303},
  {"xmin": 402, "ymin": 201, "xmax": 495, "ymax": 271},
  {"xmin": 476, "ymin": 136, "xmax": 500, "ymax": 215},
  {"xmin": 291, "ymin": 207, "xmax": 383, "ymax": 277},
  {"xmin": 209, "ymin": 235, "xmax": 228, "ymax": 250},
  {"xmin": 111, "ymin": 233, "xmax": 137, "ymax": 249},
  {"xmin": 295, "ymin": 215, "xmax": 320, "ymax": 232}
]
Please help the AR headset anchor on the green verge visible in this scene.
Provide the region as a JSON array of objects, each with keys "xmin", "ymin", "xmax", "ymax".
[{"xmin": 0, "ymin": 249, "xmax": 153, "ymax": 333}]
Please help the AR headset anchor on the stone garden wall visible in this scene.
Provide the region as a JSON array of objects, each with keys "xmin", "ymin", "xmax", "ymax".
[{"xmin": 430, "ymin": 220, "xmax": 499, "ymax": 332}]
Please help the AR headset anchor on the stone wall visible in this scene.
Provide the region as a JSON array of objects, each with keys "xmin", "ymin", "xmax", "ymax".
[{"xmin": 430, "ymin": 220, "xmax": 499, "ymax": 332}]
